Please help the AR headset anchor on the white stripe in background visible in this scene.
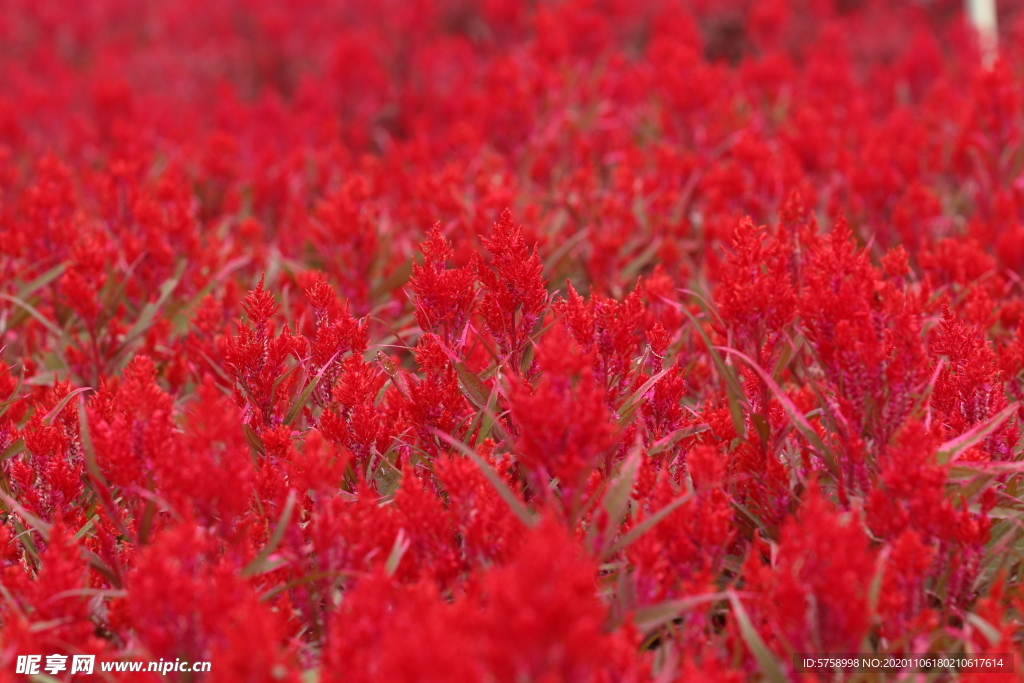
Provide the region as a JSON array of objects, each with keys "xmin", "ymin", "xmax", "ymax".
[{"xmin": 967, "ymin": 0, "xmax": 999, "ymax": 68}]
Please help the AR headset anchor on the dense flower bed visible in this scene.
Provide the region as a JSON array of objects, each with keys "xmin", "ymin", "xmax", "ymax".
[{"xmin": 3, "ymin": 0, "xmax": 1024, "ymax": 680}]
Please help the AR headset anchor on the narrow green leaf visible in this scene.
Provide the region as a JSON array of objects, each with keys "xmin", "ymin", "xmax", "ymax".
[
  {"xmin": 16, "ymin": 261, "xmax": 68, "ymax": 300},
  {"xmin": 1, "ymin": 438, "xmax": 25, "ymax": 462},
  {"xmin": 620, "ymin": 239, "xmax": 662, "ymax": 283},
  {"xmin": 430, "ymin": 427, "xmax": 536, "ymax": 527},
  {"xmin": 634, "ymin": 591, "xmax": 736, "ymax": 633},
  {"xmin": 284, "ymin": 349, "xmax": 344, "ymax": 426},
  {"xmin": 0, "ymin": 489, "xmax": 52, "ymax": 542},
  {"xmin": 179, "ymin": 254, "xmax": 252, "ymax": 315},
  {"xmin": 0, "ymin": 294, "xmax": 71, "ymax": 342},
  {"xmin": 454, "ymin": 360, "xmax": 491, "ymax": 410},
  {"xmin": 371, "ymin": 260, "xmax": 413, "ymax": 301},
  {"xmin": 42, "ymin": 386, "xmax": 92, "ymax": 425},
  {"xmin": 867, "ymin": 545, "xmax": 889, "ymax": 626},
  {"xmin": 677, "ymin": 305, "xmax": 747, "ymax": 438},
  {"xmin": 949, "ymin": 462, "xmax": 1024, "ymax": 479},
  {"xmin": 475, "ymin": 377, "xmax": 502, "ymax": 446},
  {"xmin": 99, "ymin": 253, "xmax": 146, "ymax": 315},
  {"xmin": 752, "ymin": 412, "xmax": 771, "ymax": 448},
  {"xmin": 603, "ymin": 488, "xmax": 696, "ymax": 559},
  {"xmin": 10, "ymin": 519, "xmax": 40, "ymax": 566},
  {"xmin": 385, "ymin": 529, "xmax": 410, "ymax": 577},
  {"xmin": 244, "ymin": 424, "xmax": 267, "ymax": 456},
  {"xmin": 909, "ymin": 358, "xmax": 945, "ymax": 420},
  {"xmin": 242, "ymin": 490, "xmax": 297, "ymax": 578},
  {"xmin": 616, "ymin": 369, "xmax": 670, "ymax": 430},
  {"xmin": 29, "ymin": 674, "xmax": 62, "ymax": 683},
  {"xmin": 648, "ymin": 423, "xmax": 709, "ymax": 455},
  {"xmin": 772, "ymin": 332, "xmax": 803, "ymax": 379},
  {"xmin": 190, "ymin": 345, "xmax": 236, "ymax": 387},
  {"xmin": 543, "ymin": 226, "xmax": 590, "ymax": 275},
  {"xmin": 974, "ymin": 506, "xmax": 1024, "ymax": 520},
  {"xmin": 259, "ymin": 569, "xmax": 353, "ymax": 602},
  {"xmin": 137, "ymin": 489, "xmax": 158, "ymax": 546},
  {"xmin": 268, "ymin": 361, "xmax": 303, "ymax": 416},
  {"xmin": 78, "ymin": 400, "xmax": 135, "ymax": 547},
  {"xmin": 728, "ymin": 591, "xmax": 788, "ymax": 683},
  {"xmin": 73, "ymin": 514, "xmax": 98, "ymax": 541},
  {"xmin": 46, "ymin": 587, "xmax": 128, "ymax": 601},
  {"xmin": 0, "ymin": 374, "xmax": 25, "ymax": 419},
  {"xmin": 716, "ymin": 346, "xmax": 838, "ymax": 478},
  {"xmin": 23, "ymin": 371, "xmax": 58, "ymax": 387},
  {"xmin": 964, "ymin": 612, "xmax": 1002, "ymax": 646},
  {"xmin": 116, "ymin": 259, "xmax": 186, "ymax": 353},
  {"xmin": 77, "ymin": 400, "xmax": 105, "ymax": 489},
  {"xmin": 592, "ymin": 441, "xmax": 642, "ymax": 555},
  {"xmin": 937, "ymin": 402, "xmax": 1020, "ymax": 464},
  {"xmin": 731, "ymin": 500, "xmax": 778, "ymax": 541}
]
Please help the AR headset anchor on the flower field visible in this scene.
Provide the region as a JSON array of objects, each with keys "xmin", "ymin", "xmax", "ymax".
[{"xmin": 4, "ymin": 0, "xmax": 1024, "ymax": 680}]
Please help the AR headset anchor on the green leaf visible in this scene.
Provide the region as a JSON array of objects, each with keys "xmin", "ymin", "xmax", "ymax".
[
  {"xmin": 385, "ymin": 529, "xmax": 410, "ymax": 577},
  {"xmin": 648, "ymin": 423, "xmax": 709, "ymax": 455},
  {"xmin": 371, "ymin": 260, "xmax": 413, "ymax": 301},
  {"xmin": 866, "ymin": 545, "xmax": 889, "ymax": 628},
  {"xmin": 678, "ymin": 306, "xmax": 747, "ymax": 439},
  {"xmin": 189, "ymin": 345, "xmax": 236, "ymax": 387},
  {"xmin": 616, "ymin": 369, "xmax": 670, "ymax": 430},
  {"xmin": 731, "ymin": 500, "xmax": 778, "ymax": 541},
  {"xmin": 543, "ymin": 226, "xmax": 590, "ymax": 275},
  {"xmin": 73, "ymin": 514, "xmax": 98, "ymax": 541},
  {"xmin": 751, "ymin": 412, "xmax": 771, "ymax": 448},
  {"xmin": 0, "ymin": 489, "xmax": 52, "ymax": 542},
  {"xmin": 42, "ymin": 386, "xmax": 92, "ymax": 425},
  {"xmin": 137, "ymin": 487, "xmax": 158, "ymax": 546},
  {"xmin": 0, "ymin": 374, "xmax": 25, "ymax": 419},
  {"xmin": 430, "ymin": 427, "xmax": 536, "ymax": 527},
  {"xmin": 113, "ymin": 259, "xmax": 186, "ymax": 359},
  {"xmin": 454, "ymin": 360, "xmax": 492, "ymax": 410},
  {"xmin": 716, "ymin": 346, "xmax": 838, "ymax": 478},
  {"xmin": 964, "ymin": 612, "xmax": 1002, "ymax": 646},
  {"xmin": 29, "ymin": 674, "xmax": 63, "ymax": 683},
  {"xmin": 620, "ymin": 238, "xmax": 662, "ymax": 283},
  {"xmin": 242, "ymin": 490, "xmax": 297, "ymax": 578},
  {"xmin": 772, "ymin": 332, "xmax": 803, "ymax": 379},
  {"xmin": 908, "ymin": 358, "xmax": 945, "ymax": 420},
  {"xmin": 1, "ymin": 438, "xmax": 25, "ymax": 462},
  {"xmin": 603, "ymin": 487, "xmax": 696, "ymax": 559},
  {"xmin": 283, "ymin": 349, "xmax": 344, "ymax": 426},
  {"xmin": 936, "ymin": 402, "xmax": 1020, "ymax": 465},
  {"xmin": 0, "ymin": 294, "xmax": 73, "ymax": 343},
  {"xmin": 634, "ymin": 591, "xmax": 735, "ymax": 633},
  {"xmin": 78, "ymin": 400, "xmax": 135, "ymax": 549},
  {"xmin": 45, "ymin": 586, "xmax": 128, "ymax": 601},
  {"xmin": 259, "ymin": 569, "xmax": 353, "ymax": 602},
  {"xmin": 179, "ymin": 254, "xmax": 251, "ymax": 309},
  {"xmin": 77, "ymin": 400, "xmax": 105, "ymax": 489},
  {"xmin": 728, "ymin": 591, "xmax": 788, "ymax": 683},
  {"xmin": 244, "ymin": 424, "xmax": 267, "ymax": 456},
  {"xmin": 475, "ymin": 377, "xmax": 503, "ymax": 446},
  {"xmin": 591, "ymin": 441, "xmax": 642, "ymax": 555},
  {"xmin": 98, "ymin": 253, "xmax": 146, "ymax": 316},
  {"xmin": 953, "ymin": 470, "xmax": 998, "ymax": 504},
  {"xmin": 974, "ymin": 505, "xmax": 1024, "ymax": 520},
  {"xmin": 16, "ymin": 261, "xmax": 68, "ymax": 300}
]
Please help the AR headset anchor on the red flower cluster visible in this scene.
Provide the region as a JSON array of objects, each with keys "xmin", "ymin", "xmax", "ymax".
[{"xmin": 3, "ymin": 0, "xmax": 1024, "ymax": 681}]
